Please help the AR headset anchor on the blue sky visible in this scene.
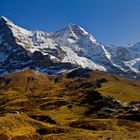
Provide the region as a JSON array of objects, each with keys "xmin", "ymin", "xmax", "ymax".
[{"xmin": 0, "ymin": 0, "xmax": 140, "ymax": 45}]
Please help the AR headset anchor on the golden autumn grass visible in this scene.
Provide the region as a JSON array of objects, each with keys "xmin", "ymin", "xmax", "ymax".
[{"xmin": 0, "ymin": 68, "xmax": 140, "ymax": 139}]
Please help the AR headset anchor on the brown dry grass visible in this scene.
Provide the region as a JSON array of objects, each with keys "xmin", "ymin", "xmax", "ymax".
[{"xmin": 0, "ymin": 69, "xmax": 140, "ymax": 139}]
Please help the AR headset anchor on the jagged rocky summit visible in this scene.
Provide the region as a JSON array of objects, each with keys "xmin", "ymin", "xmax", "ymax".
[{"xmin": 0, "ymin": 16, "xmax": 140, "ymax": 78}]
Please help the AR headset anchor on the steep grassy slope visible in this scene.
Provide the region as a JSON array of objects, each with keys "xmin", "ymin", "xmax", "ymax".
[{"xmin": 0, "ymin": 69, "xmax": 140, "ymax": 140}]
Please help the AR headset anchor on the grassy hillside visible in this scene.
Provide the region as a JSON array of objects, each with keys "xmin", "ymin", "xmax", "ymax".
[{"xmin": 0, "ymin": 69, "xmax": 140, "ymax": 140}]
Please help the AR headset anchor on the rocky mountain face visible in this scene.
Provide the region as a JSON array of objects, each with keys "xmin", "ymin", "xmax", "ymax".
[
  {"xmin": 0, "ymin": 16, "xmax": 140, "ymax": 78},
  {"xmin": 0, "ymin": 16, "xmax": 75, "ymax": 74}
]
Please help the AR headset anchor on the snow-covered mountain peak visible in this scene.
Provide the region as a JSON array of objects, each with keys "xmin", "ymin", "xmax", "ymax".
[
  {"xmin": 0, "ymin": 17, "xmax": 63, "ymax": 61},
  {"xmin": 67, "ymin": 23, "xmax": 88, "ymax": 35},
  {"xmin": 0, "ymin": 16, "xmax": 32, "ymax": 40},
  {"xmin": 52, "ymin": 23, "xmax": 96, "ymax": 42},
  {"xmin": 0, "ymin": 16, "xmax": 19, "ymax": 30},
  {"xmin": 0, "ymin": 16, "xmax": 139, "ymax": 78},
  {"xmin": 65, "ymin": 23, "xmax": 96, "ymax": 42},
  {"xmin": 52, "ymin": 23, "xmax": 97, "ymax": 47},
  {"xmin": 0, "ymin": 16, "xmax": 7, "ymax": 21},
  {"xmin": 0, "ymin": 16, "xmax": 12, "ymax": 23}
]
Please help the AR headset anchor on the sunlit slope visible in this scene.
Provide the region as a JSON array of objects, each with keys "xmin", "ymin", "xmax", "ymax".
[
  {"xmin": 92, "ymin": 72, "xmax": 140, "ymax": 102},
  {"xmin": 0, "ymin": 69, "xmax": 140, "ymax": 139}
]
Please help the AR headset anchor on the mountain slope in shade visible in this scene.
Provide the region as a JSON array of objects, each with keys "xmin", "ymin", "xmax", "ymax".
[{"xmin": 0, "ymin": 16, "xmax": 140, "ymax": 78}]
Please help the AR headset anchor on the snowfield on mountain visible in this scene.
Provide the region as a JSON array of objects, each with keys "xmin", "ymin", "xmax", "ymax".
[{"xmin": 0, "ymin": 16, "xmax": 140, "ymax": 78}]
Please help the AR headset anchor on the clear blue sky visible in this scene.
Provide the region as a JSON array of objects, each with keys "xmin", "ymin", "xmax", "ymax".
[{"xmin": 0, "ymin": 0, "xmax": 140, "ymax": 45}]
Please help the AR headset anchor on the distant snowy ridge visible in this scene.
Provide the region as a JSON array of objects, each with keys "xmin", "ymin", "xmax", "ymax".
[{"xmin": 0, "ymin": 16, "xmax": 140, "ymax": 78}]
